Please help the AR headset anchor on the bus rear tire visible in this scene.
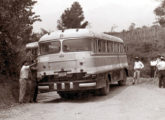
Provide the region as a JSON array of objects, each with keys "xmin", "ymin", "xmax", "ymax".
[
  {"xmin": 118, "ymin": 71, "xmax": 127, "ymax": 86},
  {"xmin": 99, "ymin": 74, "xmax": 110, "ymax": 96}
]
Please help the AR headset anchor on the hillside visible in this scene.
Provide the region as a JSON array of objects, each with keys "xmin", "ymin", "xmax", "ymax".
[{"xmin": 107, "ymin": 25, "xmax": 165, "ymax": 76}]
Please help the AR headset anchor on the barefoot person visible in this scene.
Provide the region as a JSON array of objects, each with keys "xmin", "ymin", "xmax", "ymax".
[{"xmin": 133, "ymin": 57, "xmax": 144, "ymax": 85}]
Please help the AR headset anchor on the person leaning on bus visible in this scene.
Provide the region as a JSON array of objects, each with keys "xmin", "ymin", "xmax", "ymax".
[
  {"xmin": 29, "ymin": 60, "xmax": 38, "ymax": 103},
  {"xmin": 156, "ymin": 56, "xmax": 165, "ymax": 88},
  {"xmin": 19, "ymin": 61, "xmax": 36, "ymax": 103},
  {"xmin": 133, "ymin": 57, "xmax": 144, "ymax": 85}
]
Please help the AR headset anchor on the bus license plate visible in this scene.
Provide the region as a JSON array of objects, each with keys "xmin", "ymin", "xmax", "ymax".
[{"xmin": 58, "ymin": 72, "xmax": 67, "ymax": 77}]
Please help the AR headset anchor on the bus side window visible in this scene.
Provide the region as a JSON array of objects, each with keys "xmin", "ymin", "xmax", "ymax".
[
  {"xmin": 95, "ymin": 39, "xmax": 98, "ymax": 53},
  {"xmin": 98, "ymin": 40, "xmax": 101, "ymax": 53},
  {"xmin": 105, "ymin": 40, "xmax": 108, "ymax": 53},
  {"xmin": 113, "ymin": 42, "xmax": 116, "ymax": 53},
  {"xmin": 115, "ymin": 42, "xmax": 117, "ymax": 53},
  {"xmin": 107, "ymin": 41, "xmax": 112, "ymax": 53},
  {"xmin": 107, "ymin": 41, "xmax": 110, "ymax": 53},
  {"xmin": 121, "ymin": 44, "xmax": 124, "ymax": 53},
  {"xmin": 112, "ymin": 42, "xmax": 115, "ymax": 53},
  {"xmin": 117, "ymin": 43, "xmax": 119, "ymax": 53},
  {"xmin": 118, "ymin": 43, "xmax": 121, "ymax": 53},
  {"xmin": 101, "ymin": 40, "xmax": 106, "ymax": 53},
  {"xmin": 124, "ymin": 44, "xmax": 128, "ymax": 53},
  {"xmin": 92, "ymin": 39, "xmax": 97, "ymax": 53},
  {"xmin": 118, "ymin": 44, "xmax": 120, "ymax": 53},
  {"xmin": 104, "ymin": 40, "xmax": 106, "ymax": 53},
  {"xmin": 120, "ymin": 43, "xmax": 122, "ymax": 53}
]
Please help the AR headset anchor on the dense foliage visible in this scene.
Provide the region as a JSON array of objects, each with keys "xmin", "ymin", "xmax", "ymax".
[
  {"xmin": 0, "ymin": 0, "xmax": 40, "ymax": 80},
  {"xmin": 57, "ymin": 1, "xmax": 88, "ymax": 30},
  {"xmin": 154, "ymin": 0, "xmax": 165, "ymax": 27},
  {"xmin": 106, "ymin": 25, "xmax": 165, "ymax": 76}
]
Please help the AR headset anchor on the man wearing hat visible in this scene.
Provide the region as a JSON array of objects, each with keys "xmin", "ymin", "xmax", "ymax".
[
  {"xmin": 156, "ymin": 56, "xmax": 165, "ymax": 88},
  {"xmin": 133, "ymin": 57, "xmax": 144, "ymax": 84}
]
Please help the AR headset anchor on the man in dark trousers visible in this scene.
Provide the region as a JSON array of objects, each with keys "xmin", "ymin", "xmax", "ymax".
[
  {"xmin": 133, "ymin": 57, "xmax": 144, "ymax": 84},
  {"xmin": 156, "ymin": 56, "xmax": 165, "ymax": 88},
  {"xmin": 150, "ymin": 57, "xmax": 157, "ymax": 78},
  {"xmin": 29, "ymin": 60, "xmax": 38, "ymax": 102},
  {"xmin": 19, "ymin": 61, "xmax": 36, "ymax": 103}
]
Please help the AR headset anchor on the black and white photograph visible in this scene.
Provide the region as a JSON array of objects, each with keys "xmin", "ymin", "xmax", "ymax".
[{"xmin": 1, "ymin": 0, "xmax": 165, "ymax": 120}]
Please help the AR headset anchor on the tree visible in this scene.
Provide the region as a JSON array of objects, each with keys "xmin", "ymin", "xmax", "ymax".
[
  {"xmin": 128, "ymin": 23, "xmax": 136, "ymax": 31},
  {"xmin": 0, "ymin": 0, "xmax": 40, "ymax": 78},
  {"xmin": 57, "ymin": 1, "xmax": 88, "ymax": 30},
  {"xmin": 154, "ymin": 0, "xmax": 165, "ymax": 27}
]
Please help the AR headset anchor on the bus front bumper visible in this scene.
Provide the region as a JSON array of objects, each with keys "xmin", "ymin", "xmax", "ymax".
[{"xmin": 38, "ymin": 80, "xmax": 104, "ymax": 92}]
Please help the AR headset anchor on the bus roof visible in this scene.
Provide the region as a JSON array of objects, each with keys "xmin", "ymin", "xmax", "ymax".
[
  {"xmin": 26, "ymin": 42, "xmax": 38, "ymax": 49},
  {"xmin": 39, "ymin": 29, "xmax": 123, "ymax": 43}
]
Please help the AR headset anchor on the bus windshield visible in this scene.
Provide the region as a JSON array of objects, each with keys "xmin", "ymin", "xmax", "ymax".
[
  {"xmin": 39, "ymin": 41, "xmax": 60, "ymax": 55},
  {"xmin": 63, "ymin": 38, "xmax": 91, "ymax": 52}
]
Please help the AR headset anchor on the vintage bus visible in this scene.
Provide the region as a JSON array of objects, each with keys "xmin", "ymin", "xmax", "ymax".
[{"xmin": 27, "ymin": 29, "xmax": 129, "ymax": 98}]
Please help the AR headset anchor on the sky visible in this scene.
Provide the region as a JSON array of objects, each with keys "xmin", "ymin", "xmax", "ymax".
[{"xmin": 33, "ymin": 0, "xmax": 160, "ymax": 33}]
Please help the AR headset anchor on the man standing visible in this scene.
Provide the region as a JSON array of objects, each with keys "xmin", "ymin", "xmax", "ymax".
[
  {"xmin": 156, "ymin": 56, "xmax": 165, "ymax": 88},
  {"xmin": 150, "ymin": 57, "xmax": 157, "ymax": 78},
  {"xmin": 19, "ymin": 61, "xmax": 36, "ymax": 103},
  {"xmin": 153, "ymin": 55, "xmax": 161, "ymax": 79},
  {"xmin": 29, "ymin": 60, "xmax": 38, "ymax": 103},
  {"xmin": 133, "ymin": 57, "xmax": 144, "ymax": 85},
  {"xmin": 19, "ymin": 61, "xmax": 30, "ymax": 103}
]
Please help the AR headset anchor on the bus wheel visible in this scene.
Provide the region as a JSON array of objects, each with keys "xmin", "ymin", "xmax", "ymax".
[
  {"xmin": 118, "ymin": 71, "xmax": 127, "ymax": 86},
  {"xmin": 99, "ymin": 74, "xmax": 110, "ymax": 96}
]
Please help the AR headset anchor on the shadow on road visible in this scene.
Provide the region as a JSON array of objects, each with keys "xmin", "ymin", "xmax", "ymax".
[{"xmin": 39, "ymin": 83, "xmax": 130, "ymax": 104}]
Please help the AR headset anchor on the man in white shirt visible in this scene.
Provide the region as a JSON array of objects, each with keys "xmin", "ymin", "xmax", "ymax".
[
  {"xmin": 150, "ymin": 57, "xmax": 157, "ymax": 78},
  {"xmin": 156, "ymin": 56, "xmax": 165, "ymax": 88},
  {"xmin": 153, "ymin": 55, "xmax": 161, "ymax": 78},
  {"xmin": 19, "ymin": 61, "xmax": 30, "ymax": 103},
  {"xmin": 19, "ymin": 61, "xmax": 36, "ymax": 103},
  {"xmin": 133, "ymin": 57, "xmax": 144, "ymax": 85}
]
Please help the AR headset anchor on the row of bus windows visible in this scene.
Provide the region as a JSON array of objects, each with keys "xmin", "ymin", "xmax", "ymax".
[
  {"xmin": 93, "ymin": 39, "xmax": 125, "ymax": 54},
  {"xmin": 39, "ymin": 38, "xmax": 125, "ymax": 55},
  {"xmin": 39, "ymin": 38, "xmax": 91, "ymax": 55}
]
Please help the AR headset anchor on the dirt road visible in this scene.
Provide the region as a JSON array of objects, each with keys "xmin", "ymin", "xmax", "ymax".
[{"xmin": 1, "ymin": 78, "xmax": 165, "ymax": 120}]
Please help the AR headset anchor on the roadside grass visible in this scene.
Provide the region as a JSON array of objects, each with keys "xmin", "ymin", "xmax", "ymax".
[{"xmin": 0, "ymin": 76, "xmax": 19, "ymax": 110}]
